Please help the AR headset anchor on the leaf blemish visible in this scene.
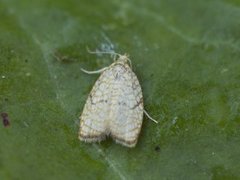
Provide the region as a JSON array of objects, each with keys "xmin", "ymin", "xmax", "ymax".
[
  {"xmin": 155, "ymin": 145, "xmax": 160, "ymax": 152},
  {"xmin": 1, "ymin": 112, "xmax": 10, "ymax": 127},
  {"xmin": 52, "ymin": 51, "xmax": 74, "ymax": 63}
]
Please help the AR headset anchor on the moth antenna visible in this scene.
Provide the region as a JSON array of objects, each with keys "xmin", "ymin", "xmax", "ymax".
[
  {"xmin": 86, "ymin": 47, "xmax": 133, "ymax": 68},
  {"xmin": 81, "ymin": 67, "xmax": 108, "ymax": 74},
  {"xmin": 86, "ymin": 47, "xmax": 121, "ymax": 57},
  {"xmin": 144, "ymin": 110, "xmax": 158, "ymax": 123}
]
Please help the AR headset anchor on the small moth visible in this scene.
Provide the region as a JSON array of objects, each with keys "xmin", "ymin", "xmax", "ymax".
[{"xmin": 79, "ymin": 50, "xmax": 157, "ymax": 148}]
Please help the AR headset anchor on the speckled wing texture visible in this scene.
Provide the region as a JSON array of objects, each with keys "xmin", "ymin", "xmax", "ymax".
[{"xmin": 79, "ymin": 57, "xmax": 143, "ymax": 148}]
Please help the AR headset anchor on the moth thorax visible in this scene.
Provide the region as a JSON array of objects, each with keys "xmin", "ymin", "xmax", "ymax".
[{"xmin": 117, "ymin": 54, "xmax": 129, "ymax": 64}]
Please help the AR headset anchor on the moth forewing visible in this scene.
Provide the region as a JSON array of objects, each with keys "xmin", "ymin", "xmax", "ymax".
[{"xmin": 79, "ymin": 54, "xmax": 152, "ymax": 148}]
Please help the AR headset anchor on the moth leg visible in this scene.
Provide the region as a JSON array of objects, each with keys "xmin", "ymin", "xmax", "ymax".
[
  {"xmin": 81, "ymin": 67, "xmax": 108, "ymax": 74},
  {"xmin": 143, "ymin": 110, "xmax": 158, "ymax": 123}
]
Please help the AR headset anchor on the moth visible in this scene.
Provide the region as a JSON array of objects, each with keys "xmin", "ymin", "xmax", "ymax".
[{"xmin": 79, "ymin": 50, "xmax": 157, "ymax": 148}]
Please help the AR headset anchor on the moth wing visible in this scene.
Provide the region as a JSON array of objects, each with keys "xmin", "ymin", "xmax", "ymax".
[
  {"xmin": 79, "ymin": 70, "xmax": 112, "ymax": 142},
  {"xmin": 110, "ymin": 69, "xmax": 144, "ymax": 147}
]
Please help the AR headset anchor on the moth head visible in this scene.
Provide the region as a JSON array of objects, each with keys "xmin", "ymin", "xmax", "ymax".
[
  {"xmin": 117, "ymin": 54, "xmax": 129, "ymax": 63},
  {"xmin": 117, "ymin": 53, "xmax": 132, "ymax": 67}
]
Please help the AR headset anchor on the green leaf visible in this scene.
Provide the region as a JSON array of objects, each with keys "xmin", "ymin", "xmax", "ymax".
[{"xmin": 1, "ymin": 0, "xmax": 240, "ymax": 179}]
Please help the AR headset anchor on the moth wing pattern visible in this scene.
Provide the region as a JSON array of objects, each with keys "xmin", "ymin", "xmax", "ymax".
[
  {"xmin": 79, "ymin": 55, "xmax": 144, "ymax": 147},
  {"xmin": 109, "ymin": 66, "xmax": 144, "ymax": 147},
  {"xmin": 79, "ymin": 70, "xmax": 112, "ymax": 142}
]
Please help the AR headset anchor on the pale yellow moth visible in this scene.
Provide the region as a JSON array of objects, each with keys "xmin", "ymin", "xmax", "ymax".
[{"xmin": 79, "ymin": 50, "xmax": 157, "ymax": 148}]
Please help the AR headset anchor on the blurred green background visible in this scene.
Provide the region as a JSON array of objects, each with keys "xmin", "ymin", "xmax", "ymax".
[{"xmin": 0, "ymin": 0, "xmax": 240, "ymax": 179}]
